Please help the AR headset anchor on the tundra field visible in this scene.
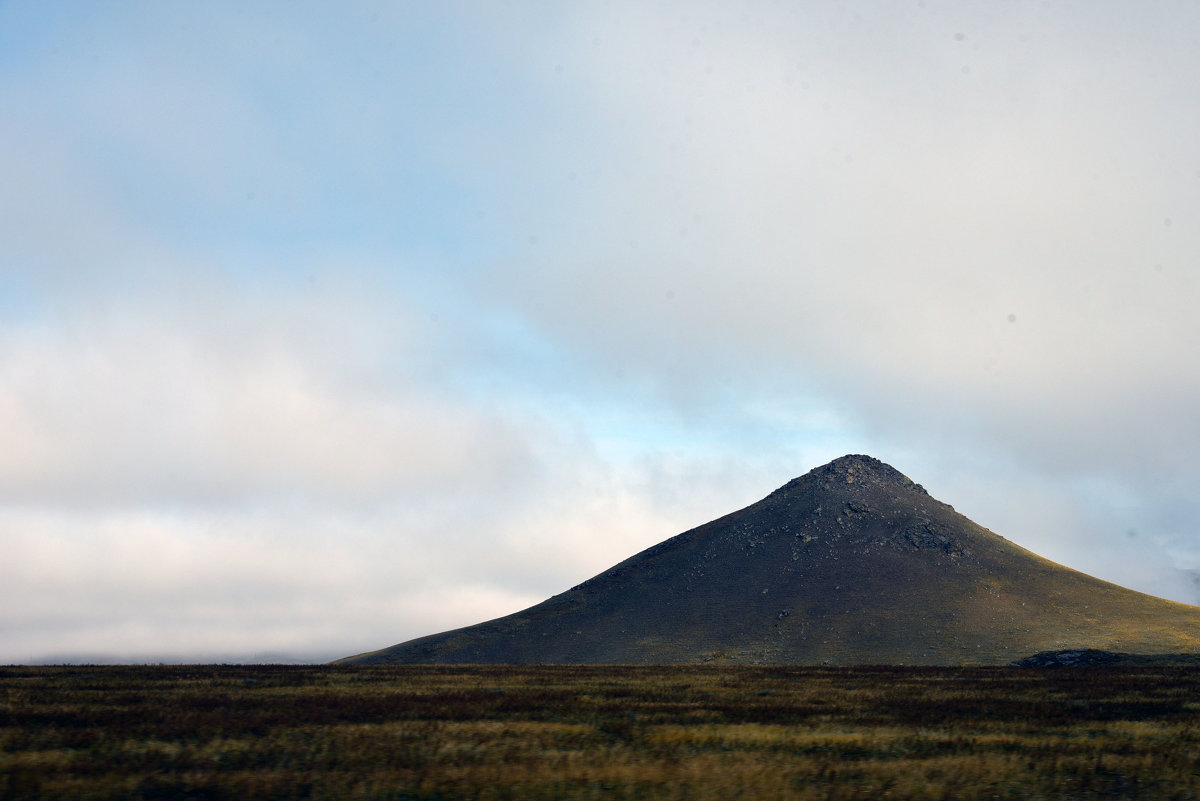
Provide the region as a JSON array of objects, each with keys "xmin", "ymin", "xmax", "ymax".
[{"xmin": 4, "ymin": 664, "xmax": 1200, "ymax": 800}]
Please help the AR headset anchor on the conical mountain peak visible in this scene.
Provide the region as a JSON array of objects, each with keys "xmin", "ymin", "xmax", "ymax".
[{"xmin": 341, "ymin": 456, "xmax": 1200, "ymax": 666}]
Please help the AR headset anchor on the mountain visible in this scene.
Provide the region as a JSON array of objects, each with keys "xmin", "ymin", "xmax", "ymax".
[{"xmin": 338, "ymin": 455, "xmax": 1200, "ymax": 665}]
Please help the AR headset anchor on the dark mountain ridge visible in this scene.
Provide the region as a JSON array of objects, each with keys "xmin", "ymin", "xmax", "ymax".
[{"xmin": 339, "ymin": 455, "xmax": 1200, "ymax": 665}]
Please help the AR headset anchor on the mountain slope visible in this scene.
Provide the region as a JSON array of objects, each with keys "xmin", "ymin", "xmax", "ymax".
[{"xmin": 339, "ymin": 455, "xmax": 1200, "ymax": 665}]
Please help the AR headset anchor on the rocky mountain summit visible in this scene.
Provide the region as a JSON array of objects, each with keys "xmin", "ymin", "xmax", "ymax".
[{"xmin": 339, "ymin": 455, "xmax": 1200, "ymax": 665}]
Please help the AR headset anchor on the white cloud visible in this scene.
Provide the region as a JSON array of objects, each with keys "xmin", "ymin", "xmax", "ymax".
[
  {"xmin": 0, "ymin": 446, "xmax": 797, "ymax": 663},
  {"xmin": 468, "ymin": 0, "xmax": 1200, "ymax": 596},
  {"xmin": 0, "ymin": 241, "xmax": 575, "ymax": 504},
  {"xmin": 3, "ymin": 1, "xmax": 1200, "ymax": 662},
  {"xmin": 512, "ymin": 0, "xmax": 1200, "ymax": 418}
]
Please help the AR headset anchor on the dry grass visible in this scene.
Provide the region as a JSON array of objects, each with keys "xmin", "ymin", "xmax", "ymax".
[{"xmin": 4, "ymin": 664, "xmax": 1200, "ymax": 799}]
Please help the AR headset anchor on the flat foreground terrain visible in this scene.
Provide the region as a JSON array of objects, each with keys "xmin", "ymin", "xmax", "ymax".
[{"xmin": 4, "ymin": 665, "xmax": 1200, "ymax": 799}]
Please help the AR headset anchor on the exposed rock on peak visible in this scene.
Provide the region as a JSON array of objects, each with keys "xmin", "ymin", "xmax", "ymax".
[
  {"xmin": 773, "ymin": 454, "xmax": 928, "ymax": 500},
  {"xmin": 818, "ymin": 453, "xmax": 914, "ymax": 483}
]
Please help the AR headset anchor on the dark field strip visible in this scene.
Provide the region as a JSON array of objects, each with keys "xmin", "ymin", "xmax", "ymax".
[{"xmin": 4, "ymin": 665, "xmax": 1200, "ymax": 799}]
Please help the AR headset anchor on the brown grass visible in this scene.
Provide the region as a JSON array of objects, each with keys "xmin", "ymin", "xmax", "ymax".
[{"xmin": 4, "ymin": 664, "xmax": 1200, "ymax": 799}]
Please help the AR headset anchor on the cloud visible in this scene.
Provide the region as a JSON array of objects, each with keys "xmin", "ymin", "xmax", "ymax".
[
  {"xmin": 504, "ymin": 0, "xmax": 1199, "ymax": 415},
  {"xmin": 0, "ymin": 272, "xmax": 538, "ymax": 510},
  {"xmin": 473, "ymin": 0, "xmax": 1200, "ymax": 583},
  {"xmin": 0, "ymin": 432, "xmax": 795, "ymax": 662},
  {"xmin": 2, "ymin": 1, "xmax": 1199, "ymax": 662}
]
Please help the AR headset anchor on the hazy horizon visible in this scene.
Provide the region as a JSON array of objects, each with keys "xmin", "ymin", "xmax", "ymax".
[{"xmin": 3, "ymin": 1, "xmax": 1200, "ymax": 664}]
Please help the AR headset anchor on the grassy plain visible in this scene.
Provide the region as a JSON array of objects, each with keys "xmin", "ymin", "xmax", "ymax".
[{"xmin": 4, "ymin": 664, "xmax": 1200, "ymax": 799}]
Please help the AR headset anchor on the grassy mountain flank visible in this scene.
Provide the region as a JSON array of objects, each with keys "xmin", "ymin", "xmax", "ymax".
[{"xmin": 339, "ymin": 455, "xmax": 1200, "ymax": 665}]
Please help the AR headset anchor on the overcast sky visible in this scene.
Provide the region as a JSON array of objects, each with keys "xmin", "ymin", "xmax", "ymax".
[{"xmin": 3, "ymin": 1, "xmax": 1199, "ymax": 663}]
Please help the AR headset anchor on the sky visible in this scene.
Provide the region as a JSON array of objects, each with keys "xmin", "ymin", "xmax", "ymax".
[{"xmin": 2, "ymin": 0, "xmax": 1199, "ymax": 664}]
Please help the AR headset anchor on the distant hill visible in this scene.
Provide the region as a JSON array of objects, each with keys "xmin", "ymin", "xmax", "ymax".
[
  {"xmin": 338, "ymin": 455, "xmax": 1200, "ymax": 665},
  {"xmin": 1009, "ymin": 649, "xmax": 1200, "ymax": 667}
]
